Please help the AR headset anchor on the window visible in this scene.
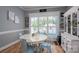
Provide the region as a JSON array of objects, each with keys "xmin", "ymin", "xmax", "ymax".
[
  {"xmin": 31, "ymin": 17, "xmax": 38, "ymax": 34},
  {"xmin": 29, "ymin": 12, "xmax": 59, "ymax": 39},
  {"xmin": 30, "ymin": 16, "xmax": 58, "ymax": 38},
  {"xmin": 38, "ymin": 17, "xmax": 47, "ymax": 34}
]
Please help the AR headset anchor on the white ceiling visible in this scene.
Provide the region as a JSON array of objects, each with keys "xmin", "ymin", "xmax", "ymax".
[{"xmin": 20, "ymin": 6, "xmax": 64, "ymax": 11}]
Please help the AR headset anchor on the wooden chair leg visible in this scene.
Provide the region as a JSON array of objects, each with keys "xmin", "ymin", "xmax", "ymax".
[{"xmin": 53, "ymin": 41, "xmax": 59, "ymax": 45}]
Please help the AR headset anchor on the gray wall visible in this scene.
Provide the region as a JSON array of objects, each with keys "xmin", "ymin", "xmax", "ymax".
[
  {"xmin": 0, "ymin": 6, "xmax": 72, "ymax": 48},
  {"xmin": 0, "ymin": 6, "xmax": 25, "ymax": 47}
]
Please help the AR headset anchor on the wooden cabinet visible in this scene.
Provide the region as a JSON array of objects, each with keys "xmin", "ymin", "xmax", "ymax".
[
  {"xmin": 64, "ymin": 6, "xmax": 79, "ymax": 36},
  {"xmin": 61, "ymin": 7, "xmax": 79, "ymax": 53},
  {"xmin": 61, "ymin": 32, "xmax": 79, "ymax": 53}
]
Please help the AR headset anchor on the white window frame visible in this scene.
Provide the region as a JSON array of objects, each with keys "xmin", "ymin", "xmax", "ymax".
[{"xmin": 29, "ymin": 11, "xmax": 60, "ymax": 37}]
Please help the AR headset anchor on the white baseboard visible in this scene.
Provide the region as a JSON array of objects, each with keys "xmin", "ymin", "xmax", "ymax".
[{"xmin": 0, "ymin": 40, "xmax": 20, "ymax": 51}]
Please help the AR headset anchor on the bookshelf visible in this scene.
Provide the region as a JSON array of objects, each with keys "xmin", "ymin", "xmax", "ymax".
[{"xmin": 60, "ymin": 12, "xmax": 64, "ymax": 33}]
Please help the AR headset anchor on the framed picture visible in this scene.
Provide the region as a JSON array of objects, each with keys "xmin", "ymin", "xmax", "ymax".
[
  {"xmin": 8, "ymin": 11, "xmax": 15, "ymax": 21},
  {"xmin": 14, "ymin": 16, "xmax": 20, "ymax": 23}
]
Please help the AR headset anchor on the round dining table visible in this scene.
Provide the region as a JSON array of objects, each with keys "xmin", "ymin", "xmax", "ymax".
[
  {"xmin": 20, "ymin": 34, "xmax": 47, "ymax": 43},
  {"xmin": 20, "ymin": 34, "xmax": 48, "ymax": 52}
]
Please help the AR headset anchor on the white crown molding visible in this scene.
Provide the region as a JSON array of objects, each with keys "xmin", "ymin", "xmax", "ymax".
[{"xmin": 19, "ymin": 6, "xmax": 64, "ymax": 11}]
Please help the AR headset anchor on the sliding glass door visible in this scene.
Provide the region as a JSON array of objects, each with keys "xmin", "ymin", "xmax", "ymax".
[
  {"xmin": 31, "ymin": 17, "xmax": 38, "ymax": 34},
  {"xmin": 30, "ymin": 16, "xmax": 59, "ymax": 39},
  {"xmin": 48, "ymin": 16, "xmax": 57, "ymax": 38},
  {"xmin": 38, "ymin": 17, "xmax": 47, "ymax": 35}
]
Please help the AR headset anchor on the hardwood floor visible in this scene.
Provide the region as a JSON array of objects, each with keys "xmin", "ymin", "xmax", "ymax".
[
  {"xmin": 26, "ymin": 41, "xmax": 65, "ymax": 53},
  {"xmin": 38, "ymin": 41, "xmax": 65, "ymax": 53},
  {"xmin": 0, "ymin": 40, "xmax": 64, "ymax": 53},
  {"xmin": 51, "ymin": 41, "xmax": 64, "ymax": 53},
  {"xmin": 0, "ymin": 40, "xmax": 22, "ymax": 53}
]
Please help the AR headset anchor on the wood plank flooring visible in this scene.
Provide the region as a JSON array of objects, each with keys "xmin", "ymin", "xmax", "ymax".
[
  {"xmin": 0, "ymin": 40, "xmax": 22, "ymax": 53},
  {"xmin": 39, "ymin": 41, "xmax": 65, "ymax": 53},
  {"xmin": 51, "ymin": 41, "xmax": 64, "ymax": 53},
  {"xmin": 0, "ymin": 40, "xmax": 64, "ymax": 53}
]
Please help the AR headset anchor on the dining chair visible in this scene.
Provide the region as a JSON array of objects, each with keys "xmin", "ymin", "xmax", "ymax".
[{"xmin": 40, "ymin": 41, "xmax": 51, "ymax": 53}]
